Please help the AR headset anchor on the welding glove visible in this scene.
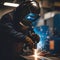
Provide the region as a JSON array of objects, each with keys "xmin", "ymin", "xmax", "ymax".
[
  {"xmin": 31, "ymin": 33, "xmax": 40, "ymax": 43},
  {"xmin": 25, "ymin": 36, "xmax": 34, "ymax": 54},
  {"xmin": 25, "ymin": 36, "xmax": 34, "ymax": 48}
]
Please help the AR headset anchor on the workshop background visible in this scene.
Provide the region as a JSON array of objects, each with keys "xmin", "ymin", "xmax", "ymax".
[{"xmin": 0, "ymin": 0, "xmax": 60, "ymax": 60}]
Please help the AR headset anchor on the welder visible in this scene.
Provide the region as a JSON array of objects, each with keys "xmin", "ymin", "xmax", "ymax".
[{"xmin": 0, "ymin": 0, "xmax": 40, "ymax": 60}]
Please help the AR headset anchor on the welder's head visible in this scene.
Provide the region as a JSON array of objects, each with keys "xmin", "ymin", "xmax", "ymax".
[{"xmin": 14, "ymin": 0, "xmax": 40, "ymax": 22}]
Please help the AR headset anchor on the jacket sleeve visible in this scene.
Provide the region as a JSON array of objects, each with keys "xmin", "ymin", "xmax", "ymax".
[
  {"xmin": 0, "ymin": 22, "xmax": 26, "ymax": 42},
  {"xmin": 0, "ymin": 14, "xmax": 26, "ymax": 42}
]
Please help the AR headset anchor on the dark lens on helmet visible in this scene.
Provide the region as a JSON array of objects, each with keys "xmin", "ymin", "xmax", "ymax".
[{"xmin": 25, "ymin": 13, "xmax": 39, "ymax": 21}]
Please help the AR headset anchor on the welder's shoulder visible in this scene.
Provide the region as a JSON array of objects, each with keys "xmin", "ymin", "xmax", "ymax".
[{"xmin": 0, "ymin": 12, "xmax": 13, "ymax": 23}]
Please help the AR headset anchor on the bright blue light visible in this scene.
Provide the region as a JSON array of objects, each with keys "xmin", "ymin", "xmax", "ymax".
[
  {"xmin": 25, "ymin": 13, "xmax": 39, "ymax": 21},
  {"xmin": 33, "ymin": 25, "xmax": 50, "ymax": 50}
]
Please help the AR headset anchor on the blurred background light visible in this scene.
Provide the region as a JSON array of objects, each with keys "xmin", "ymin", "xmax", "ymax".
[{"xmin": 4, "ymin": 2, "xmax": 19, "ymax": 7}]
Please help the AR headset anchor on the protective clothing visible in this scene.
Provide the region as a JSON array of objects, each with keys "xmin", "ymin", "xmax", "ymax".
[{"xmin": 0, "ymin": 0, "xmax": 40, "ymax": 60}]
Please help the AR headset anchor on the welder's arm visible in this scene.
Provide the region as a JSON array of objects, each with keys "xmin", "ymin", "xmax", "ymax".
[{"xmin": 0, "ymin": 23, "xmax": 34, "ymax": 46}]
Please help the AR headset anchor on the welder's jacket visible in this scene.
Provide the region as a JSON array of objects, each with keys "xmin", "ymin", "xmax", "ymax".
[
  {"xmin": 0, "ymin": 12, "xmax": 27, "ymax": 60},
  {"xmin": 0, "ymin": 11, "xmax": 39, "ymax": 60}
]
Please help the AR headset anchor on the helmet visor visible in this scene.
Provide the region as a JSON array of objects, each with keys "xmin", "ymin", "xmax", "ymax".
[{"xmin": 25, "ymin": 13, "xmax": 40, "ymax": 21}]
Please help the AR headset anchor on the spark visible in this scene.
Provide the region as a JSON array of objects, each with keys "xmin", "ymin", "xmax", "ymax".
[
  {"xmin": 27, "ymin": 49, "xmax": 47, "ymax": 60},
  {"xmin": 33, "ymin": 49, "xmax": 38, "ymax": 60},
  {"xmin": 32, "ymin": 49, "xmax": 40, "ymax": 60}
]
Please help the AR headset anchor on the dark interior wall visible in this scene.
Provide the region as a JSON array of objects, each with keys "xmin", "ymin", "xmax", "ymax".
[
  {"xmin": 53, "ymin": 13, "xmax": 60, "ymax": 35},
  {"xmin": 0, "ymin": 0, "xmax": 14, "ymax": 3}
]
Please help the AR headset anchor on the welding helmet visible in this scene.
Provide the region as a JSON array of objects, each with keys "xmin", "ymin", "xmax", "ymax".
[{"xmin": 14, "ymin": 0, "xmax": 40, "ymax": 22}]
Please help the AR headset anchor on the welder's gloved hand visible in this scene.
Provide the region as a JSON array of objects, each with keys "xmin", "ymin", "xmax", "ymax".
[
  {"xmin": 31, "ymin": 33, "xmax": 40, "ymax": 43},
  {"xmin": 22, "ymin": 25, "xmax": 29, "ymax": 30},
  {"xmin": 25, "ymin": 36, "xmax": 34, "ymax": 49}
]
